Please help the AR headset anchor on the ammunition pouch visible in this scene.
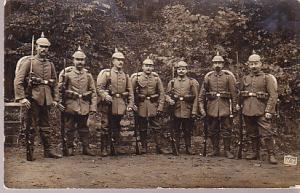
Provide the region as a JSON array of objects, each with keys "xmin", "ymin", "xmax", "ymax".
[
  {"xmin": 172, "ymin": 94, "xmax": 195, "ymax": 103},
  {"xmin": 206, "ymin": 91, "xmax": 231, "ymax": 100},
  {"xmin": 65, "ymin": 90, "xmax": 92, "ymax": 102},
  {"xmin": 240, "ymin": 91, "xmax": 269, "ymax": 99},
  {"xmin": 138, "ymin": 94, "xmax": 159, "ymax": 103},
  {"xmin": 27, "ymin": 75, "xmax": 56, "ymax": 88}
]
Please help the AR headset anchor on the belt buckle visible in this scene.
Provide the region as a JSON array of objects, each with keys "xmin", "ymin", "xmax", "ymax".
[
  {"xmin": 78, "ymin": 94, "xmax": 82, "ymax": 98},
  {"xmin": 216, "ymin": 93, "xmax": 221, "ymax": 97},
  {"xmin": 115, "ymin": 94, "xmax": 120, "ymax": 98},
  {"xmin": 146, "ymin": 96, "xmax": 151, "ymax": 100},
  {"xmin": 179, "ymin": 97, "xmax": 184, "ymax": 101},
  {"xmin": 44, "ymin": 80, "xmax": 48, "ymax": 84},
  {"xmin": 249, "ymin": 92, "xmax": 254, "ymax": 96}
]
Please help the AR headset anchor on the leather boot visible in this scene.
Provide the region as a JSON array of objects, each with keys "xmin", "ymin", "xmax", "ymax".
[
  {"xmin": 156, "ymin": 146, "xmax": 169, "ymax": 154},
  {"xmin": 223, "ymin": 137, "xmax": 234, "ymax": 159},
  {"xmin": 40, "ymin": 128, "xmax": 61, "ymax": 159},
  {"xmin": 184, "ymin": 133, "xmax": 194, "ymax": 155},
  {"xmin": 208, "ymin": 136, "xmax": 220, "ymax": 156},
  {"xmin": 185, "ymin": 146, "xmax": 195, "ymax": 155},
  {"xmin": 154, "ymin": 130, "xmax": 169, "ymax": 154},
  {"xmin": 83, "ymin": 145, "xmax": 96, "ymax": 156},
  {"xmin": 26, "ymin": 128, "xmax": 35, "ymax": 161},
  {"xmin": 101, "ymin": 134, "xmax": 109, "ymax": 157},
  {"xmin": 68, "ymin": 147, "xmax": 75, "ymax": 156},
  {"xmin": 113, "ymin": 132, "xmax": 126, "ymax": 155},
  {"xmin": 264, "ymin": 138, "xmax": 278, "ymax": 164},
  {"xmin": 140, "ymin": 131, "xmax": 148, "ymax": 154},
  {"xmin": 80, "ymin": 131, "xmax": 95, "ymax": 156},
  {"xmin": 246, "ymin": 137, "xmax": 259, "ymax": 160},
  {"xmin": 44, "ymin": 150, "xmax": 62, "ymax": 159},
  {"xmin": 269, "ymin": 154, "xmax": 278, "ymax": 164}
]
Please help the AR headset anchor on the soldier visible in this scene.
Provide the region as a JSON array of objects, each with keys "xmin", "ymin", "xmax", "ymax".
[
  {"xmin": 165, "ymin": 61, "xmax": 199, "ymax": 155},
  {"xmin": 131, "ymin": 57, "xmax": 168, "ymax": 154},
  {"xmin": 198, "ymin": 52, "xmax": 237, "ymax": 159},
  {"xmin": 58, "ymin": 46, "xmax": 97, "ymax": 156},
  {"xmin": 97, "ymin": 49, "xmax": 134, "ymax": 156},
  {"xmin": 240, "ymin": 51, "xmax": 278, "ymax": 164},
  {"xmin": 14, "ymin": 32, "xmax": 61, "ymax": 161}
]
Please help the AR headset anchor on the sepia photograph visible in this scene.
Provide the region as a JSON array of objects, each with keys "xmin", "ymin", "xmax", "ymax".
[{"xmin": 3, "ymin": 0, "xmax": 300, "ymax": 189}]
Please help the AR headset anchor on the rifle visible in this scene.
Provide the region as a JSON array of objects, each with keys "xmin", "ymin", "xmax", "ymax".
[
  {"xmin": 168, "ymin": 65, "xmax": 179, "ymax": 156},
  {"xmin": 202, "ymin": 94, "xmax": 208, "ymax": 157},
  {"xmin": 60, "ymin": 58, "xmax": 68, "ymax": 156},
  {"xmin": 25, "ymin": 35, "xmax": 35, "ymax": 161},
  {"xmin": 133, "ymin": 56, "xmax": 142, "ymax": 155},
  {"xmin": 235, "ymin": 96, "xmax": 244, "ymax": 159},
  {"xmin": 234, "ymin": 51, "xmax": 244, "ymax": 159}
]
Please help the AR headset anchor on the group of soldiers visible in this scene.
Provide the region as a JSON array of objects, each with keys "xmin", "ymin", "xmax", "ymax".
[{"xmin": 14, "ymin": 33, "xmax": 278, "ymax": 165}]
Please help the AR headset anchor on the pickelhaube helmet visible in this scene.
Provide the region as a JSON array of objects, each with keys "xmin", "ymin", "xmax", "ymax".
[
  {"xmin": 212, "ymin": 51, "xmax": 224, "ymax": 62},
  {"xmin": 248, "ymin": 50, "xmax": 261, "ymax": 62},
  {"xmin": 177, "ymin": 61, "xmax": 188, "ymax": 68},
  {"xmin": 112, "ymin": 48, "xmax": 125, "ymax": 59},
  {"xmin": 36, "ymin": 32, "xmax": 51, "ymax": 46},
  {"xmin": 143, "ymin": 56, "xmax": 154, "ymax": 65},
  {"xmin": 72, "ymin": 46, "xmax": 86, "ymax": 59}
]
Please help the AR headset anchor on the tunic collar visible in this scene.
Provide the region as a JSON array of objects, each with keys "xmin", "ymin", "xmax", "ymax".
[
  {"xmin": 177, "ymin": 76, "xmax": 187, "ymax": 81},
  {"xmin": 112, "ymin": 66, "xmax": 124, "ymax": 74},
  {"xmin": 213, "ymin": 70, "xmax": 224, "ymax": 76}
]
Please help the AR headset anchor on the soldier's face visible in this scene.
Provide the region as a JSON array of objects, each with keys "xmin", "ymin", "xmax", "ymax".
[
  {"xmin": 249, "ymin": 61, "xmax": 262, "ymax": 73},
  {"xmin": 142, "ymin": 64, "xmax": 154, "ymax": 74},
  {"xmin": 36, "ymin": 44, "xmax": 49, "ymax": 57},
  {"xmin": 112, "ymin": 58, "xmax": 124, "ymax": 69},
  {"xmin": 73, "ymin": 58, "xmax": 85, "ymax": 70},
  {"xmin": 213, "ymin": 62, "xmax": 224, "ymax": 72},
  {"xmin": 177, "ymin": 67, "xmax": 187, "ymax": 76}
]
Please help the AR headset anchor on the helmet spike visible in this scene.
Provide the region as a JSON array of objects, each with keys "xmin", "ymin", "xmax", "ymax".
[
  {"xmin": 115, "ymin": 48, "xmax": 118, "ymax": 53},
  {"xmin": 41, "ymin": 32, "xmax": 45, "ymax": 38},
  {"xmin": 78, "ymin": 46, "xmax": 82, "ymax": 51},
  {"xmin": 216, "ymin": 51, "xmax": 220, "ymax": 56},
  {"xmin": 252, "ymin": 50, "xmax": 256, "ymax": 54}
]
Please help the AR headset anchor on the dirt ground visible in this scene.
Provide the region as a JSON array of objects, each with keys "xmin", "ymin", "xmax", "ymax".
[{"xmin": 4, "ymin": 144, "xmax": 300, "ymax": 189}]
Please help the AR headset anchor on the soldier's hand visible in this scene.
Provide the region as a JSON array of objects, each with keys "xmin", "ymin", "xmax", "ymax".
[
  {"xmin": 191, "ymin": 114, "xmax": 198, "ymax": 120},
  {"xmin": 236, "ymin": 104, "xmax": 241, "ymax": 111},
  {"xmin": 57, "ymin": 103, "xmax": 66, "ymax": 112},
  {"xmin": 265, "ymin": 112, "xmax": 272, "ymax": 119},
  {"xmin": 105, "ymin": 95, "xmax": 113, "ymax": 103},
  {"xmin": 126, "ymin": 106, "xmax": 133, "ymax": 112},
  {"xmin": 89, "ymin": 111, "xmax": 96, "ymax": 116},
  {"xmin": 20, "ymin": 98, "xmax": 31, "ymax": 109},
  {"xmin": 200, "ymin": 109, "xmax": 206, "ymax": 117},
  {"xmin": 132, "ymin": 105, "xmax": 138, "ymax": 112},
  {"xmin": 52, "ymin": 101, "xmax": 59, "ymax": 108},
  {"xmin": 157, "ymin": 110, "xmax": 163, "ymax": 117},
  {"xmin": 169, "ymin": 99, "xmax": 175, "ymax": 105}
]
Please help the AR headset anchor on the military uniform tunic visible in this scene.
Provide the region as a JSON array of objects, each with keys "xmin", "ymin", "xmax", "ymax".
[
  {"xmin": 199, "ymin": 70, "xmax": 237, "ymax": 117},
  {"xmin": 166, "ymin": 76, "xmax": 199, "ymax": 118},
  {"xmin": 59, "ymin": 67, "xmax": 97, "ymax": 115},
  {"xmin": 131, "ymin": 72, "xmax": 165, "ymax": 118},
  {"xmin": 97, "ymin": 67, "xmax": 134, "ymax": 115},
  {"xmin": 241, "ymin": 72, "xmax": 277, "ymax": 116},
  {"xmin": 14, "ymin": 56, "xmax": 59, "ymax": 105}
]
